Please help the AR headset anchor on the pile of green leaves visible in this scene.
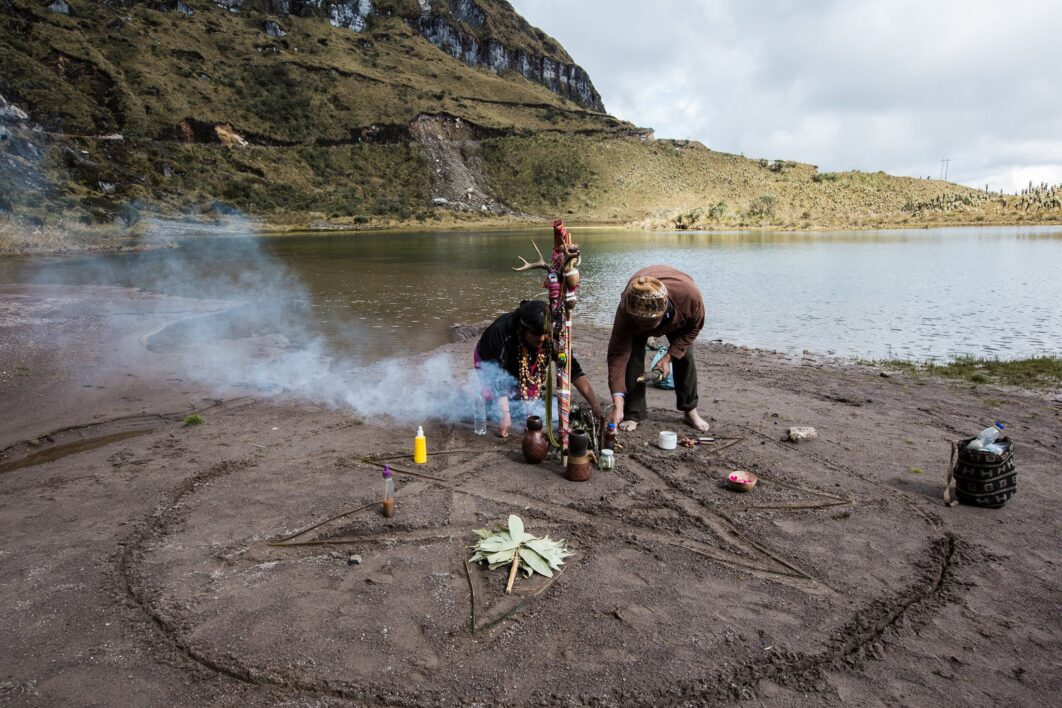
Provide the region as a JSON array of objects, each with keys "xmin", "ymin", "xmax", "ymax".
[{"xmin": 470, "ymin": 514, "xmax": 572, "ymax": 579}]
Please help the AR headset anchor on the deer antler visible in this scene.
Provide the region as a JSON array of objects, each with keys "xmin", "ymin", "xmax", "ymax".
[{"xmin": 512, "ymin": 240, "xmax": 549, "ymax": 271}]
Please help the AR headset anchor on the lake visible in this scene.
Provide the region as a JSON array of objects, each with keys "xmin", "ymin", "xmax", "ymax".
[{"xmin": 3, "ymin": 225, "xmax": 1061, "ymax": 363}]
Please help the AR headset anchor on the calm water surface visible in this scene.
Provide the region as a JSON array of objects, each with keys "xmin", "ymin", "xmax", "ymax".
[{"xmin": 3, "ymin": 226, "xmax": 1061, "ymax": 362}]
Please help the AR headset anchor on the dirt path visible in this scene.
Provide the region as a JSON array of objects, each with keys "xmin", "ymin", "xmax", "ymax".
[{"xmin": 0, "ymin": 285, "xmax": 1059, "ymax": 705}]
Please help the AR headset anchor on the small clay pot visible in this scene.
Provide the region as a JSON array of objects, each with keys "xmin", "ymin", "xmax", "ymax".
[
  {"xmin": 566, "ymin": 453, "xmax": 593, "ymax": 482},
  {"xmin": 522, "ymin": 416, "xmax": 549, "ymax": 464},
  {"xmin": 568, "ymin": 430, "xmax": 590, "ymax": 458}
]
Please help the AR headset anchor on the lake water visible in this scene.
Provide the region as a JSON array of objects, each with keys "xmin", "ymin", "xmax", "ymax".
[{"xmin": 3, "ymin": 225, "xmax": 1061, "ymax": 362}]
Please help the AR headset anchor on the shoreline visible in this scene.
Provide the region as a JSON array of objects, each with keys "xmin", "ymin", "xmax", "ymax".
[{"xmin": 2, "ymin": 213, "xmax": 1060, "ymax": 258}]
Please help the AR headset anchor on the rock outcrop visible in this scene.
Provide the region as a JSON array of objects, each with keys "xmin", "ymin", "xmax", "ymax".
[
  {"xmin": 115, "ymin": 0, "xmax": 605, "ymax": 111},
  {"xmin": 409, "ymin": 114, "xmax": 514, "ymax": 215}
]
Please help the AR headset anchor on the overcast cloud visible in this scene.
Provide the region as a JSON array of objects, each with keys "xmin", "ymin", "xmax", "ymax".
[{"xmin": 510, "ymin": 0, "xmax": 1062, "ymax": 192}]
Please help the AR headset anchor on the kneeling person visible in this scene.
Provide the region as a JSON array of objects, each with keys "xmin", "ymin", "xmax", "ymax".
[{"xmin": 475, "ymin": 300, "xmax": 603, "ymax": 438}]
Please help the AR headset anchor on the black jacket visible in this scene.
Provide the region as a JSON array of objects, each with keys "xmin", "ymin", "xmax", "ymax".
[{"xmin": 475, "ymin": 311, "xmax": 584, "ymax": 394}]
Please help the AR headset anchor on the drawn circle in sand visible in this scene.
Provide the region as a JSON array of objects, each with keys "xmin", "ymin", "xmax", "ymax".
[{"xmin": 126, "ymin": 442, "xmax": 952, "ymax": 703}]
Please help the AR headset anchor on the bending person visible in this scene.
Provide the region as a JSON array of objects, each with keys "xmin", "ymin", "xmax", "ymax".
[
  {"xmin": 475, "ymin": 300, "xmax": 603, "ymax": 438},
  {"xmin": 607, "ymin": 266, "xmax": 710, "ymax": 432}
]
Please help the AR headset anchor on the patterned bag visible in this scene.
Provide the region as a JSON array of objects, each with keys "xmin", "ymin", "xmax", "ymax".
[{"xmin": 944, "ymin": 437, "xmax": 1016, "ymax": 508}]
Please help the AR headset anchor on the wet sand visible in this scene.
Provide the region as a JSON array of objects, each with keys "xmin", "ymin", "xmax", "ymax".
[{"xmin": 0, "ymin": 284, "xmax": 1060, "ymax": 705}]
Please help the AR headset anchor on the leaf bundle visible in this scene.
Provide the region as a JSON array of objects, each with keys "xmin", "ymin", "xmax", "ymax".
[{"xmin": 469, "ymin": 514, "xmax": 573, "ymax": 579}]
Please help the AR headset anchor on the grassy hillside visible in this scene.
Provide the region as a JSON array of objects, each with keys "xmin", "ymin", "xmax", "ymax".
[
  {"xmin": 1, "ymin": 0, "xmax": 1058, "ymax": 250},
  {"xmin": 480, "ymin": 134, "xmax": 1060, "ymax": 229},
  {"xmin": 0, "ymin": 0, "xmax": 621, "ymax": 139}
]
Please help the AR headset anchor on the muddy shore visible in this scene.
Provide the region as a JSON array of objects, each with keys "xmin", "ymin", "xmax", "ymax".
[
  {"xmin": 1, "ymin": 283, "xmax": 1059, "ymax": 706},
  {"xmin": 4, "ymin": 214, "xmax": 1061, "ymax": 258}
]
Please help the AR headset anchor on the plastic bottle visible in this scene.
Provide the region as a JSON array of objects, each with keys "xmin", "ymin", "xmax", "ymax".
[
  {"xmin": 413, "ymin": 426, "xmax": 427, "ymax": 464},
  {"xmin": 473, "ymin": 397, "xmax": 487, "ymax": 435},
  {"xmin": 603, "ymin": 422, "xmax": 617, "ymax": 451},
  {"xmin": 381, "ymin": 464, "xmax": 395, "ymax": 518},
  {"xmin": 967, "ymin": 422, "xmax": 1005, "ymax": 451}
]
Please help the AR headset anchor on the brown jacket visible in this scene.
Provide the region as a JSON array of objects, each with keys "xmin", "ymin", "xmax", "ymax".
[{"xmin": 607, "ymin": 265, "xmax": 705, "ymax": 395}]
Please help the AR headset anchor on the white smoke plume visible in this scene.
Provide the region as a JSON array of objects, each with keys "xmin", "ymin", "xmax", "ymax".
[{"xmin": 106, "ymin": 214, "xmax": 521, "ymax": 426}]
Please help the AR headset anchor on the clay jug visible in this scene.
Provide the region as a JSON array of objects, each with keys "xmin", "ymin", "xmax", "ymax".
[
  {"xmin": 566, "ymin": 453, "xmax": 594, "ymax": 482},
  {"xmin": 522, "ymin": 416, "xmax": 549, "ymax": 464},
  {"xmin": 568, "ymin": 430, "xmax": 590, "ymax": 458}
]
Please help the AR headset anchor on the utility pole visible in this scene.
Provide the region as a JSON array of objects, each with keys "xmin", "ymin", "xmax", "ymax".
[{"xmin": 939, "ymin": 158, "xmax": 951, "ymax": 181}]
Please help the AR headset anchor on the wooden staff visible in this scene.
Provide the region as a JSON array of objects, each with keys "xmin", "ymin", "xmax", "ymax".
[{"xmin": 513, "ymin": 220, "xmax": 581, "ymax": 465}]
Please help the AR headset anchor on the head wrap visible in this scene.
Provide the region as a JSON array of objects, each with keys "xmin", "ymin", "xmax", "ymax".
[
  {"xmin": 516, "ymin": 300, "xmax": 548, "ymax": 335},
  {"xmin": 622, "ymin": 276, "xmax": 669, "ymax": 324}
]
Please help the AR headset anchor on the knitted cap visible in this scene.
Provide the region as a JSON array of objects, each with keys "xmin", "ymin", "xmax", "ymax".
[{"xmin": 622, "ymin": 276, "xmax": 669, "ymax": 322}]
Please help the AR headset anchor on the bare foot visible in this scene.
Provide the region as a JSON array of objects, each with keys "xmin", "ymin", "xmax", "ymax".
[
  {"xmin": 618, "ymin": 419, "xmax": 639, "ymax": 432},
  {"xmin": 683, "ymin": 409, "xmax": 710, "ymax": 432}
]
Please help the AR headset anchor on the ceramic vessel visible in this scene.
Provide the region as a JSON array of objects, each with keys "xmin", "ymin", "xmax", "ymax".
[
  {"xmin": 568, "ymin": 430, "xmax": 590, "ymax": 457},
  {"xmin": 522, "ymin": 416, "xmax": 549, "ymax": 464},
  {"xmin": 566, "ymin": 453, "xmax": 593, "ymax": 482}
]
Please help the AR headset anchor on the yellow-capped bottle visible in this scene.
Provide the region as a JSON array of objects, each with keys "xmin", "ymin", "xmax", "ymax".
[{"xmin": 413, "ymin": 425, "xmax": 427, "ymax": 464}]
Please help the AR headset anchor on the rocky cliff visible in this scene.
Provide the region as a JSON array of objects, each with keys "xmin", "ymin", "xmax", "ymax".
[{"xmin": 34, "ymin": 0, "xmax": 604, "ymax": 111}]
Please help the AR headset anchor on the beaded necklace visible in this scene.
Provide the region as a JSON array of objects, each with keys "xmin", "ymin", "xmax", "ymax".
[{"xmin": 517, "ymin": 342, "xmax": 549, "ymax": 400}]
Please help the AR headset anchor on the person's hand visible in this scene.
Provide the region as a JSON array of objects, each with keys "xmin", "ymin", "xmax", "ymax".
[
  {"xmin": 591, "ymin": 402, "xmax": 604, "ymax": 422},
  {"xmin": 498, "ymin": 412, "xmax": 512, "ymax": 438},
  {"xmin": 654, "ymin": 353, "xmax": 672, "ymax": 380},
  {"xmin": 610, "ymin": 395, "xmax": 624, "ymax": 426}
]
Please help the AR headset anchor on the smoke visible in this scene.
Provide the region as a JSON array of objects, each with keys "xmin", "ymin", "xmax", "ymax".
[
  {"xmin": 1, "ymin": 87, "xmax": 523, "ymax": 426},
  {"xmin": 65, "ymin": 213, "xmax": 520, "ymax": 427}
]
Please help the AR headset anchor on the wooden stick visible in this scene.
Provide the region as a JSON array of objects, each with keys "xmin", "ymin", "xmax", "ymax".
[
  {"xmin": 753, "ymin": 473, "xmax": 850, "ymax": 501},
  {"xmin": 696, "ymin": 437, "xmax": 745, "ymax": 457},
  {"xmin": 747, "ymin": 500, "xmax": 854, "ymax": 511},
  {"xmin": 356, "ymin": 458, "xmax": 446, "ymax": 482},
  {"xmin": 463, "ymin": 560, "xmax": 477, "ymax": 634},
  {"xmin": 268, "ymin": 501, "xmax": 381, "ymax": 545},
  {"xmin": 475, "ymin": 564, "xmax": 569, "ymax": 634},
  {"xmin": 365, "ymin": 449, "xmax": 476, "ymax": 463},
  {"xmin": 505, "ymin": 549, "xmax": 521, "ymax": 594}
]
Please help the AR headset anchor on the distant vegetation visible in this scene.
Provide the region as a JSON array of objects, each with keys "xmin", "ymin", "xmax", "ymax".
[{"xmin": 876, "ymin": 356, "xmax": 1062, "ymax": 390}]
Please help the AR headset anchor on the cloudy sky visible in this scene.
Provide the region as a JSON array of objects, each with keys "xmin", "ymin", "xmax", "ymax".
[{"xmin": 510, "ymin": 0, "xmax": 1061, "ymax": 192}]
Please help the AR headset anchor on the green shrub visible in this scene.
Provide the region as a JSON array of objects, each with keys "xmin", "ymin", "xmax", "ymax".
[{"xmin": 747, "ymin": 194, "xmax": 776, "ymax": 218}]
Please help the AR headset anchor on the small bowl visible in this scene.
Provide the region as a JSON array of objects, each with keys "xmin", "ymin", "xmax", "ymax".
[
  {"xmin": 727, "ymin": 470, "xmax": 758, "ymax": 492},
  {"xmin": 658, "ymin": 431, "xmax": 678, "ymax": 450}
]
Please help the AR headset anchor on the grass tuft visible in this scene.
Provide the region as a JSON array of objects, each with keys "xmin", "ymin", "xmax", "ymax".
[{"xmin": 875, "ymin": 356, "xmax": 1062, "ymax": 390}]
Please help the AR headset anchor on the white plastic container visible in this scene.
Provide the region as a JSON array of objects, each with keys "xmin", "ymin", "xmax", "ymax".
[{"xmin": 658, "ymin": 431, "xmax": 678, "ymax": 450}]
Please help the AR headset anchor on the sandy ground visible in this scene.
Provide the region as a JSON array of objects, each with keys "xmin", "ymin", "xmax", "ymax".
[{"xmin": 0, "ymin": 284, "xmax": 1060, "ymax": 706}]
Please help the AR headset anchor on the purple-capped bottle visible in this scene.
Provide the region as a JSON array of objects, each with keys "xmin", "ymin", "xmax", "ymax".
[{"xmin": 382, "ymin": 464, "xmax": 395, "ymax": 518}]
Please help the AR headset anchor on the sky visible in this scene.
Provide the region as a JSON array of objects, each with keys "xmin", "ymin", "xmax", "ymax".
[{"xmin": 510, "ymin": 0, "xmax": 1062, "ymax": 193}]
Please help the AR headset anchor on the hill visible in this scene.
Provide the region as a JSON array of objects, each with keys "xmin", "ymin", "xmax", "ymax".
[{"xmin": 0, "ymin": 0, "xmax": 1058, "ymax": 250}]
